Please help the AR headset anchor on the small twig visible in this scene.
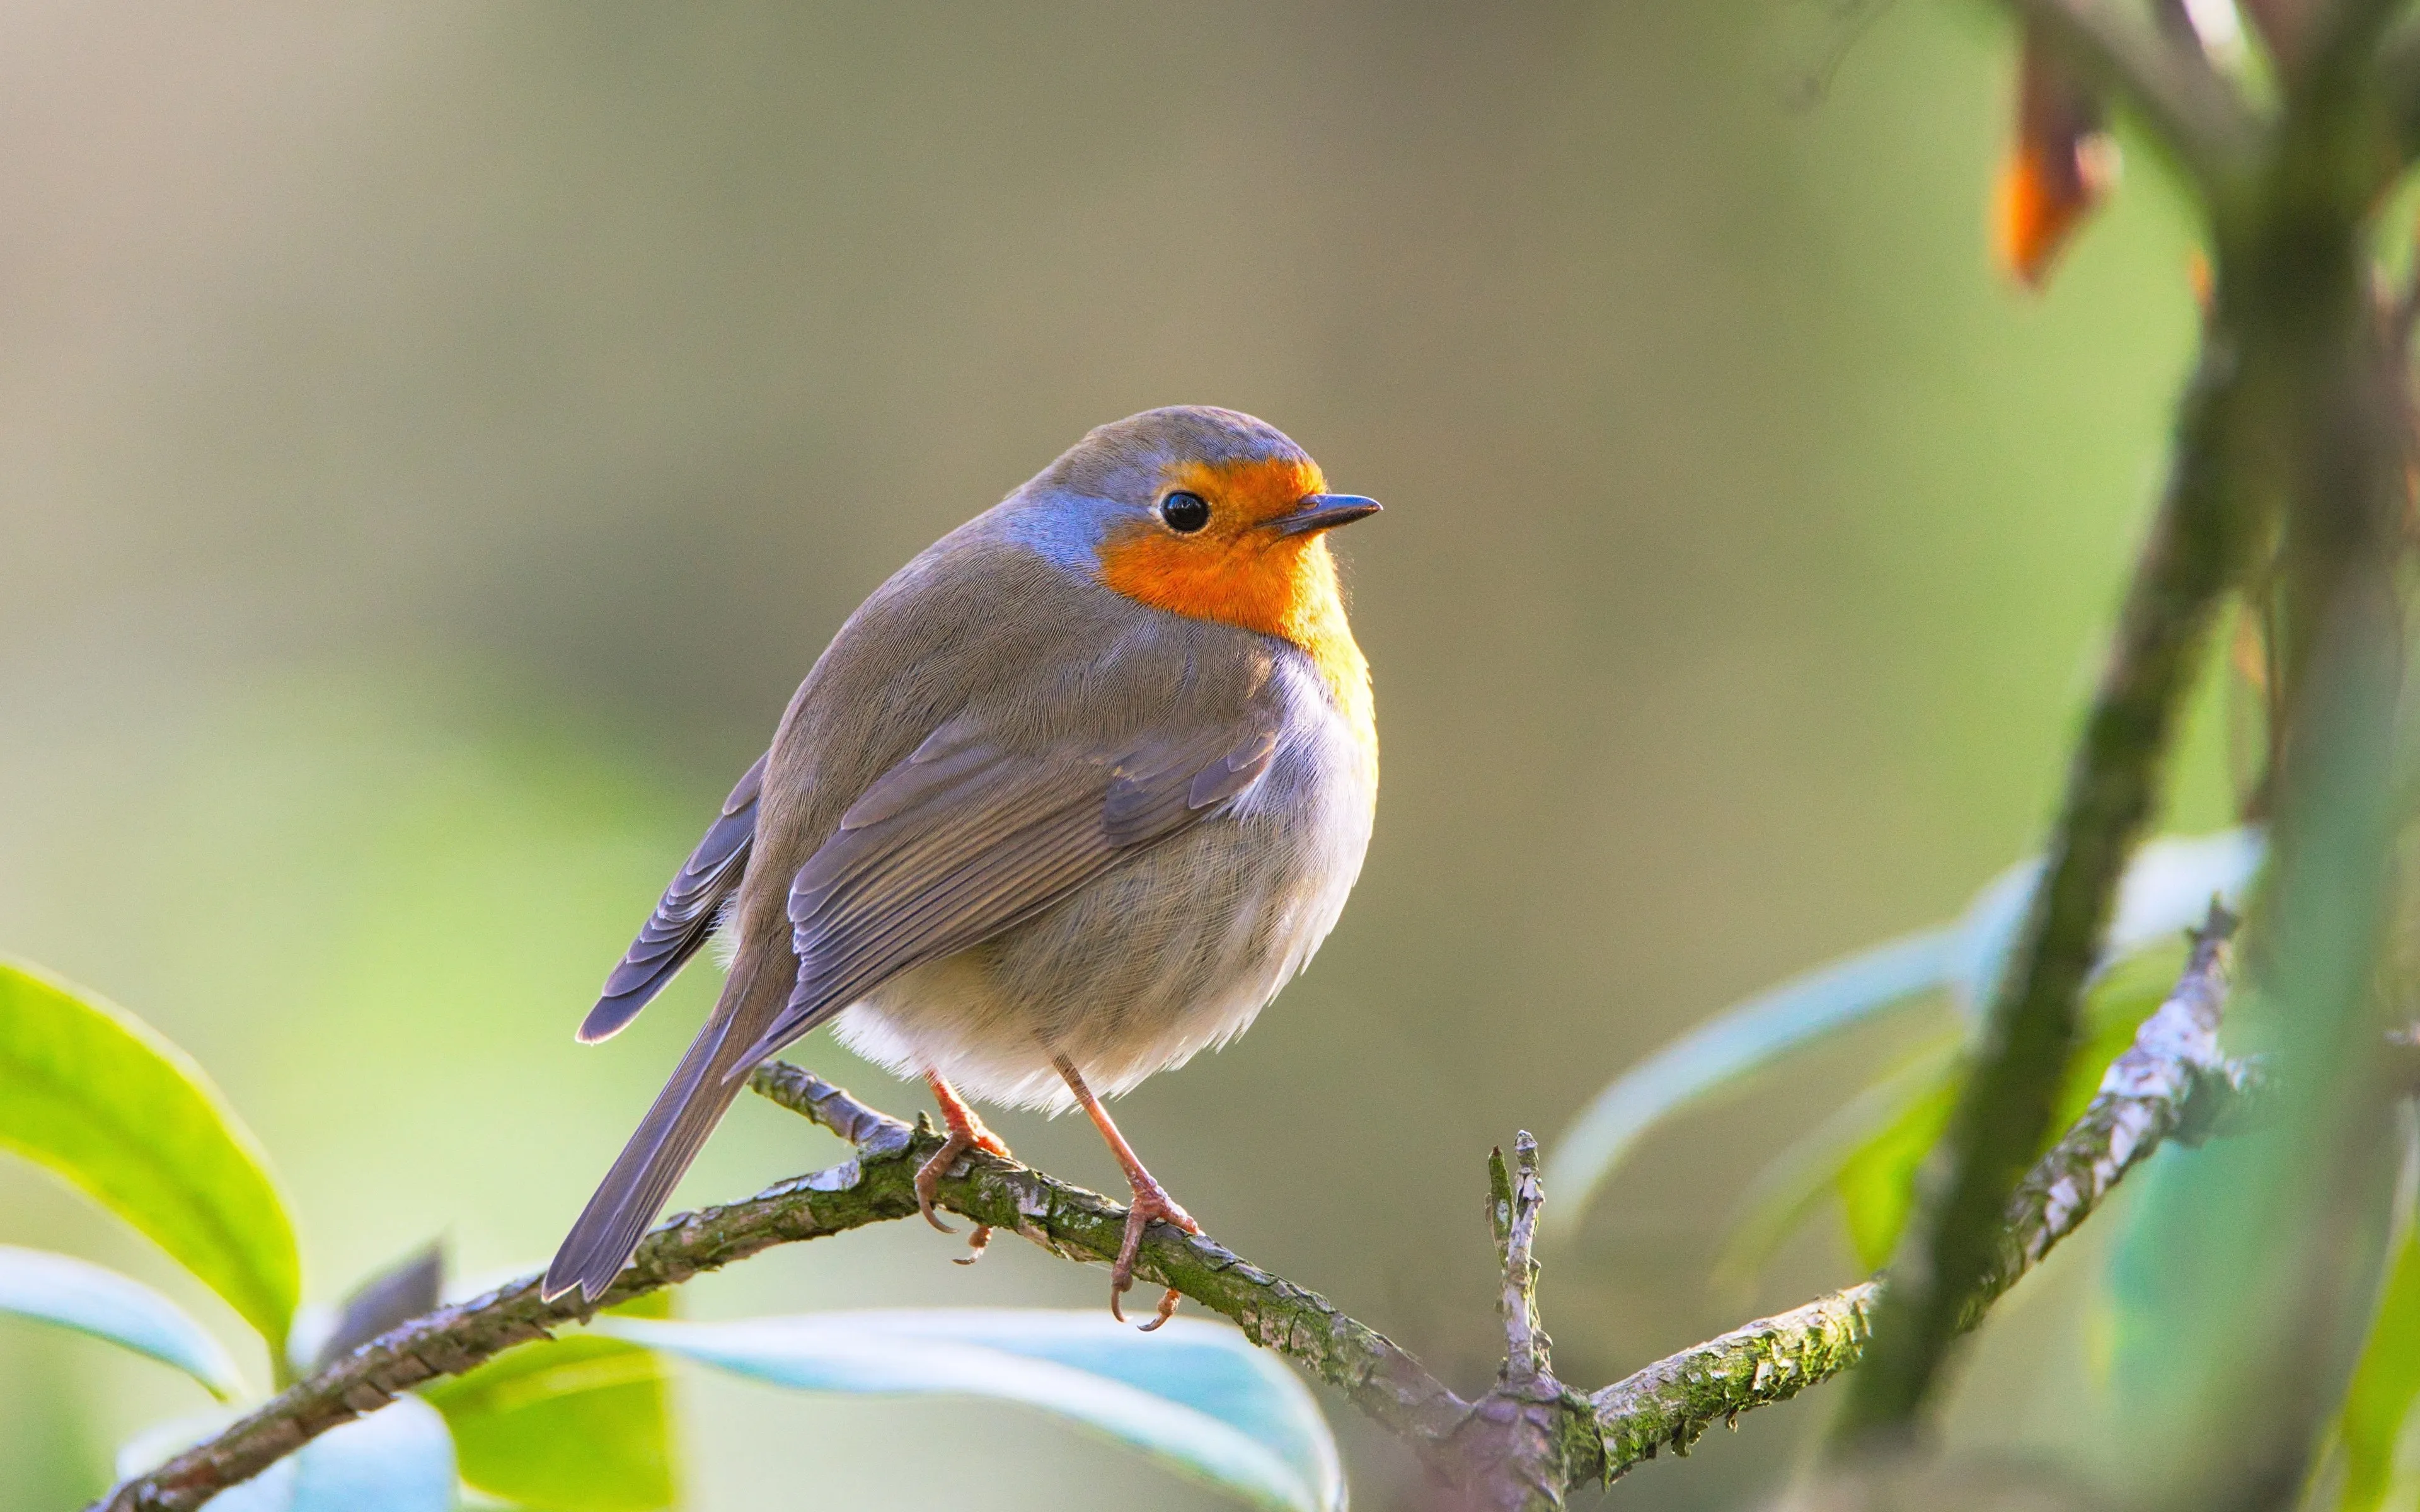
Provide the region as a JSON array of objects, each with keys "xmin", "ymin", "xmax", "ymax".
[
  {"xmin": 1444, "ymin": 1133, "xmax": 1590, "ymax": 1512},
  {"xmin": 2000, "ymin": 0, "xmax": 2261, "ymax": 196},
  {"xmin": 1492, "ymin": 1135, "xmax": 1551, "ymax": 1387}
]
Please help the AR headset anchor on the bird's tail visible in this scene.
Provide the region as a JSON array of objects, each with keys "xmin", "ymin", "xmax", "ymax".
[{"xmin": 542, "ymin": 954, "xmax": 790, "ymax": 1303}]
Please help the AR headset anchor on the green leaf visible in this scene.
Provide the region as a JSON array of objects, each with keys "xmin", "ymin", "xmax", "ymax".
[
  {"xmin": 0, "ymin": 1244, "xmax": 243, "ymax": 1399},
  {"xmin": 1551, "ymin": 828, "xmax": 2262, "ymax": 1249},
  {"xmin": 0, "ymin": 959, "xmax": 300, "ymax": 1345},
  {"xmin": 1541, "ymin": 927, "xmax": 1962, "ymax": 1238},
  {"xmin": 1714, "ymin": 1033, "xmax": 1963, "ymax": 1290},
  {"xmin": 423, "ymin": 1288, "xmax": 676, "ymax": 1511},
  {"xmin": 604, "ymin": 1309, "xmax": 1344, "ymax": 1512},
  {"xmin": 1835, "ymin": 1067, "xmax": 1962, "ymax": 1271},
  {"xmin": 2336, "ymin": 1229, "xmax": 2420, "ymax": 1512},
  {"xmin": 117, "ymin": 1397, "xmax": 454, "ymax": 1512}
]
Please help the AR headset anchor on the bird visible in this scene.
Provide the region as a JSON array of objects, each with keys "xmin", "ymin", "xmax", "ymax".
[{"xmin": 541, "ymin": 405, "xmax": 1380, "ymax": 1327}]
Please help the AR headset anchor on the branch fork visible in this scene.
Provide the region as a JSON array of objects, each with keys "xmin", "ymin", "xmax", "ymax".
[
  {"xmin": 98, "ymin": 911, "xmax": 2275, "ymax": 1512},
  {"xmin": 1437, "ymin": 1132, "xmax": 1603, "ymax": 1512}
]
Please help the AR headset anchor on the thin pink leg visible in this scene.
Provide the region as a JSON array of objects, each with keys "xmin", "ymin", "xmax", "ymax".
[
  {"xmin": 1056, "ymin": 1056, "xmax": 1198, "ymax": 1329},
  {"xmin": 918, "ymin": 1072, "xmax": 1010, "ymax": 1263}
]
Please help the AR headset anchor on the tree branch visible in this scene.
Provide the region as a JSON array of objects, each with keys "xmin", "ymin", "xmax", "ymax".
[
  {"xmin": 742, "ymin": 1062, "xmax": 1472, "ymax": 1449},
  {"xmin": 1999, "ymin": 0, "xmax": 2261, "ymax": 197},
  {"xmin": 1834, "ymin": 295, "xmax": 2264, "ymax": 1441},
  {"xmin": 97, "ymin": 911, "xmax": 2255, "ymax": 1512},
  {"xmin": 1590, "ymin": 905, "xmax": 2237, "ymax": 1477},
  {"xmin": 96, "ymin": 1063, "xmax": 1465, "ymax": 1512}
]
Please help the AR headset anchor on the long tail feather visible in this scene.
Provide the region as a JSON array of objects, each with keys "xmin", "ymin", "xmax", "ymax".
[{"xmin": 543, "ymin": 956, "xmax": 786, "ymax": 1302}]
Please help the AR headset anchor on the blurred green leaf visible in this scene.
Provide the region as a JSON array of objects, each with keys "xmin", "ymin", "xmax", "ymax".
[
  {"xmin": 117, "ymin": 1397, "xmax": 454, "ymax": 1512},
  {"xmin": 1949, "ymin": 828, "xmax": 2261, "ymax": 1017},
  {"xmin": 2337, "ymin": 1230, "xmax": 2420, "ymax": 1512},
  {"xmin": 604, "ymin": 1309, "xmax": 1344, "ymax": 1512},
  {"xmin": 1836, "ymin": 1066, "xmax": 1962, "ymax": 1271},
  {"xmin": 1543, "ymin": 927, "xmax": 1962, "ymax": 1239},
  {"xmin": 1715, "ymin": 1033, "xmax": 1963, "ymax": 1292},
  {"xmin": 423, "ymin": 1288, "xmax": 676, "ymax": 1512},
  {"xmin": 0, "ymin": 1244, "xmax": 243, "ymax": 1399},
  {"xmin": 0, "ymin": 958, "xmax": 299, "ymax": 1345},
  {"xmin": 2100, "ymin": 646, "xmax": 2401, "ymax": 1506}
]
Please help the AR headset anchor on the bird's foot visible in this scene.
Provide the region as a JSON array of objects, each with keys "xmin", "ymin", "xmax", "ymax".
[
  {"xmin": 1110, "ymin": 1172, "xmax": 1200, "ymax": 1331},
  {"xmin": 916, "ymin": 1086, "xmax": 1011, "ymax": 1260}
]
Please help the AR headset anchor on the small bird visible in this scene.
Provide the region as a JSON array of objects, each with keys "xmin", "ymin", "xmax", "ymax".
[{"xmin": 542, "ymin": 406, "xmax": 1380, "ymax": 1326}]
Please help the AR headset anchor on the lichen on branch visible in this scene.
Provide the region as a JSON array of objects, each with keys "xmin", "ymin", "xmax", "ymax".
[{"xmin": 96, "ymin": 909, "xmax": 2257, "ymax": 1512}]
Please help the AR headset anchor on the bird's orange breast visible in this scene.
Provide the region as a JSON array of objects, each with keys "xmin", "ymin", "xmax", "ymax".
[{"xmin": 1096, "ymin": 457, "xmax": 1375, "ymax": 752}]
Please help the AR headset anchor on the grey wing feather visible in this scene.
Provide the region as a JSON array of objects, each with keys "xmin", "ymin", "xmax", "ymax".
[
  {"xmin": 578, "ymin": 755, "xmax": 766, "ymax": 1043},
  {"xmin": 735, "ymin": 704, "xmax": 1282, "ymax": 1069}
]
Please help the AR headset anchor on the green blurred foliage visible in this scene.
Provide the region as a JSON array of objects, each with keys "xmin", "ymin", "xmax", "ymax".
[
  {"xmin": 1830, "ymin": 945, "xmax": 2185, "ymax": 1272},
  {"xmin": 605, "ymin": 1309, "xmax": 1345, "ymax": 1512},
  {"xmin": 426, "ymin": 1291, "xmax": 677, "ymax": 1512},
  {"xmin": 0, "ymin": 1244, "xmax": 245, "ymax": 1401},
  {"xmin": 0, "ymin": 2, "xmax": 2238, "ymax": 1507},
  {"xmin": 1837, "ymin": 1064, "xmax": 1961, "ymax": 1274},
  {"xmin": 2336, "ymin": 1230, "xmax": 2420, "ymax": 1512},
  {"xmin": 2103, "ymin": 655, "xmax": 2406, "ymax": 1510}
]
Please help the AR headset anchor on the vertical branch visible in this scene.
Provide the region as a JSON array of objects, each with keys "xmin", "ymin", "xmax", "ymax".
[
  {"xmin": 1841, "ymin": 0, "xmax": 2412, "ymax": 1460},
  {"xmin": 1834, "ymin": 324, "xmax": 2259, "ymax": 1446},
  {"xmin": 1494, "ymin": 1133, "xmax": 1551, "ymax": 1387},
  {"xmin": 1451, "ymin": 1133, "xmax": 1592, "ymax": 1512}
]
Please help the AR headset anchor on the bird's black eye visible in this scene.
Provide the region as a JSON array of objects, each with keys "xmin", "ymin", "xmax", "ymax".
[{"xmin": 1158, "ymin": 491, "xmax": 1211, "ymax": 534}]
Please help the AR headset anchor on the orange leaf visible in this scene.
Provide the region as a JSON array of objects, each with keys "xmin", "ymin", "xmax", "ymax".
[{"xmin": 1995, "ymin": 30, "xmax": 2119, "ymax": 290}]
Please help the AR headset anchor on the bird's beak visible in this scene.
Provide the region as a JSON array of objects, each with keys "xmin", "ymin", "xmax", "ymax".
[{"xmin": 1269, "ymin": 494, "xmax": 1383, "ymax": 537}]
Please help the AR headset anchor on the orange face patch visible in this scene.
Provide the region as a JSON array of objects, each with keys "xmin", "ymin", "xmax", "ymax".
[{"xmin": 1096, "ymin": 455, "xmax": 1374, "ymax": 745}]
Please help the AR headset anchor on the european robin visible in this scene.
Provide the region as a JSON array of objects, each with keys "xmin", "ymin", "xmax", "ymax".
[{"xmin": 542, "ymin": 406, "xmax": 1380, "ymax": 1325}]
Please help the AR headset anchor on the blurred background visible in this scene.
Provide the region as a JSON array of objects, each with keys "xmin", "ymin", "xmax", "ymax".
[{"xmin": 0, "ymin": 2, "xmax": 2237, "ymax": 1506}]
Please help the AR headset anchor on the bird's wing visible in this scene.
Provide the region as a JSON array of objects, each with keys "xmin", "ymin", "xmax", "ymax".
[
  {"xmin": 736, "ymin": 704, "xmax": 1282, "ymax": 1067},
  {"xmin": 578, "ymin": 754, "xmax": 766, "ymax": 1043}
]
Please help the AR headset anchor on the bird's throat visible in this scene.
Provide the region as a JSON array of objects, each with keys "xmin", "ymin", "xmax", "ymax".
[{"xmin": 1098, "ymin": 529, "xmax": 1374, "ymax": 751}]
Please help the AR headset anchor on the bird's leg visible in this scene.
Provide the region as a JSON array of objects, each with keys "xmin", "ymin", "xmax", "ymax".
[
  {"xmin": 1054, "ymin": 1055, "xmax": 1199, "ymax": 1330},
  {"xmin": 918, "ymin": 1071, "xmax": 1011, "ymax": 1262}
]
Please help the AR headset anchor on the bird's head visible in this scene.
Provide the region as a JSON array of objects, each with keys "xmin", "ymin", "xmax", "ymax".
[{"xmin": 1011, "ymin": 407, "xmax": 1380, "ymax": 662}]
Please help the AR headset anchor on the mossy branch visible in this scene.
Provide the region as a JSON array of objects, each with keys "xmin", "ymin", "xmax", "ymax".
[
  {"xmin": 95, "ymin": 909, "xmax": 2277, "ymax": 1512},
  {"xmin": 1586, "ymin": 905, "xmax": 2238, "ymax": 1481},
  {"xmin": 95, "ymin": 1063, "xmax": 1464, "ymax": 1512},
  {"xmin": 1835, "ymin": 278, "xmax": 2265, "ymax": 1440}
]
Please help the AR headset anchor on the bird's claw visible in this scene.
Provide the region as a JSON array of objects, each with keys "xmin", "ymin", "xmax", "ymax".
[
  {"xmin": 1109, "ymin": 1176, "xmax": 1199, "ymax": 1331},
  {"xmin": 914, "ymin": 1121, "xmax": 1012, "ymax": 1239}
]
